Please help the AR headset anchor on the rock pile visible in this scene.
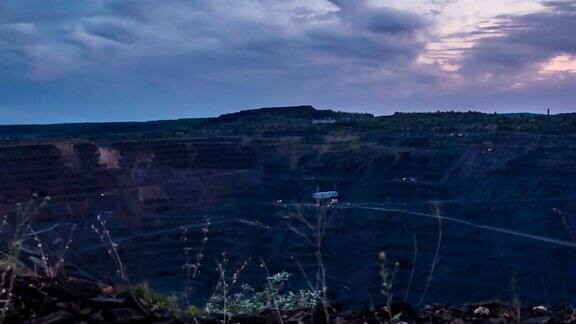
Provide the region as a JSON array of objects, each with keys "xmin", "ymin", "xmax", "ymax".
[{"xmin": 227, "ymin": 302, "xmax": 576, "ymax": 323}]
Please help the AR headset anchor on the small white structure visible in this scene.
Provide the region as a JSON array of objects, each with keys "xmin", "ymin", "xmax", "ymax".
[
  {"xmin": 313, "ymin": 191, "xmax": 338, "ymax": 205},
  {"xmin": 312, "ymin": 117, "xmax": 337, "ymax": 125}
]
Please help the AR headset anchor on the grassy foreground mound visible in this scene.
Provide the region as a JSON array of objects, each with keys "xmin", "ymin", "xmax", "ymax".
[{"xmin": 1, "ymin": 271, "xmax": 576, "ymax": 323}]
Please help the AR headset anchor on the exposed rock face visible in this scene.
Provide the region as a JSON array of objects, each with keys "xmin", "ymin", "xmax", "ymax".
[
  {"xmin": 0, "ymin": 138, "xmax": 257, "ymax": 217},
  {"xmin": 1, "ymin": 130, "xmax": 576, "ymax": 308}
]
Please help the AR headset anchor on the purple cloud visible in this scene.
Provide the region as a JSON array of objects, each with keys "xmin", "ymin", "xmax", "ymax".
[{"xmin": 0, "ymin": 0, "xmax": 574, "ymax": 123}]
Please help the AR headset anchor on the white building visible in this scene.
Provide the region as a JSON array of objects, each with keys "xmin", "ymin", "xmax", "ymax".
[
  {"xmin": 313, "ymin": 191, "xmax": 338, "ymax": 205},
  {"xmin": 312, "ymin": 117, "xmax": 337, "ymax": 125}
]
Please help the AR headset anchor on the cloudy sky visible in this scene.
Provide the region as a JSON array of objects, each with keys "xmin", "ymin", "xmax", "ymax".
[{"xmin": 0, "ymin": 0, "xmax": 575, "ymax": 124}]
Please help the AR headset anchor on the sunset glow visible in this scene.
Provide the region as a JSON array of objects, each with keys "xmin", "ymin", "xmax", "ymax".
[{"xmin": 540, "ymin": 54, "xmax": 576, "ymax": 75}]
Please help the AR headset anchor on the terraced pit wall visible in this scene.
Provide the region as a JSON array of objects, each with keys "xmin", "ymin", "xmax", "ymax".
[{"xmin": 1, "ymin": 133, "xmax": 576, "ymax": 308}]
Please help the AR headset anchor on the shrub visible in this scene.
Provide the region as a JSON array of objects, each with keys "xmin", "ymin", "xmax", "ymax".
[
  {"xmin": 184, "ymin": 305, "xmax": 205, "ymax": 318},
  {"xmin": 126, "ymin": 284, "xmax": 180, "ymax": 315},
  {"xmin": 206, "ymin": 272, "xmax": 320, "ymax": 316}
]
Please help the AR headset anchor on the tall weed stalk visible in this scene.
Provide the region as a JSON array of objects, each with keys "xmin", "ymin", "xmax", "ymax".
[{"xmin": 0, "ymin": 196, "xmax": 50, "ymax": 323}]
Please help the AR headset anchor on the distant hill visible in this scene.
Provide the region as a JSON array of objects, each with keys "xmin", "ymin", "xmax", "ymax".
[
  {"xmin": 0, "ymin": 119, "xmax": 206, "ymax": 139},
  {"xmin": 0, "ymin": 105, "xmax": 354, "ymax": 139},
  {"xmin": 2, "ymin": 106, "xmax": 576, "ymax": 140},
  {"xmin": 215, "ymin": 105, "xmax": 334, "ymax": 122}
]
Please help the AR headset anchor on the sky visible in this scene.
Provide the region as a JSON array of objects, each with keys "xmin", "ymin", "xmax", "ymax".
[{"xmin": 0, "ymin": 0, "xmax": 575, "ymax": 124}]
